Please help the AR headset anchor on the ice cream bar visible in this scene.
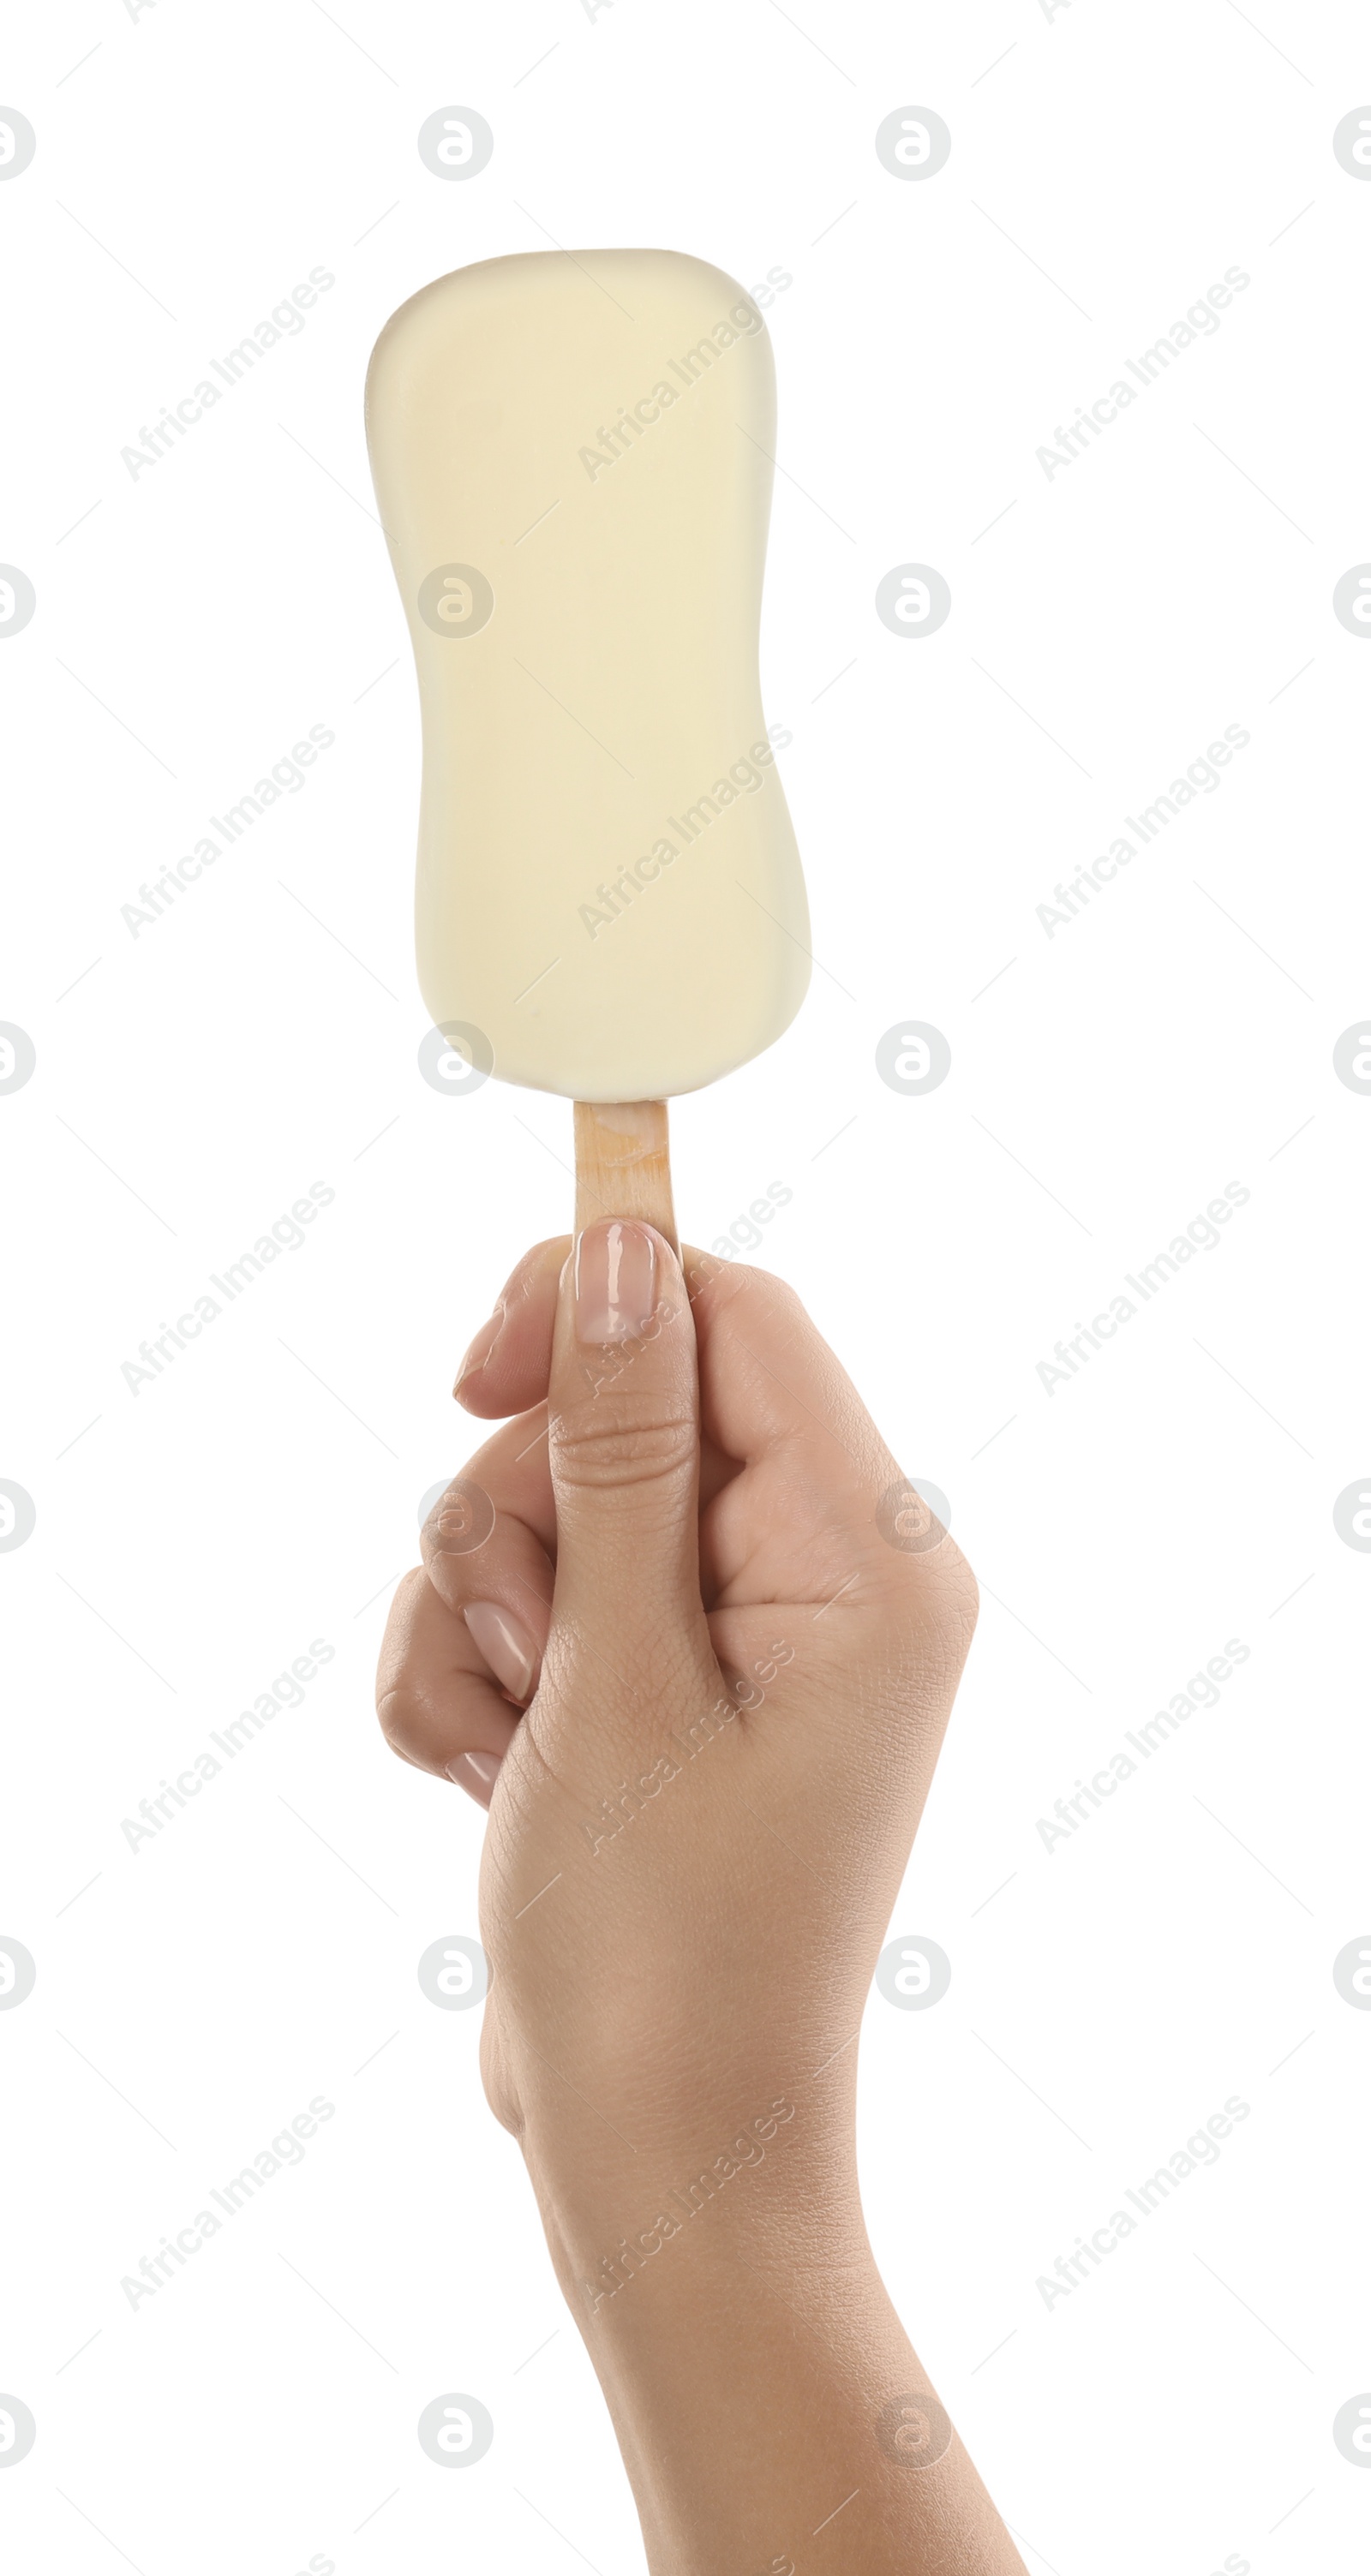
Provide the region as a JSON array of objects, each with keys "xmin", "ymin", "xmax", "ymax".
[{"xmin": 364, "ymin": 248, "xmax": 810, "ymax": 1120}]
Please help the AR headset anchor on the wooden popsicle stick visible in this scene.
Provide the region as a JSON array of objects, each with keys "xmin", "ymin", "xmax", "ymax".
[{"xmin": 573, "ymin": 1101, "xmax": 679, "ymax": 1256}]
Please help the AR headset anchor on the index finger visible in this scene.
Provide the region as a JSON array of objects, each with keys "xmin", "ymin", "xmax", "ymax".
[{"xmin": 686, "ymin": 1252, "xmax": 895, "ymax": 1497}]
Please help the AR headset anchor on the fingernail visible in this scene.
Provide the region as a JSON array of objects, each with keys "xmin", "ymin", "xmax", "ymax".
[
  {"xmin": 464, "ymin": 1600, "xmax": 539, "ymax": 1702},
  {"xmin": 447, "ymin": 1748, "xmax": 502, "ymax": 1808},
  {"xmin": 454, "ymin": 1306, "xmax": 504, "ymax": 1395},
  {"xmin": 574, "ymin": 1219, "xmax": 657, "ymax": 1344}
]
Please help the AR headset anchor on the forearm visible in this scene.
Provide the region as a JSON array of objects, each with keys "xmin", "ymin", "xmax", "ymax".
[{"xmin": 524, "ymin": 2114, "xmax": 1028, "ymax": 2576}]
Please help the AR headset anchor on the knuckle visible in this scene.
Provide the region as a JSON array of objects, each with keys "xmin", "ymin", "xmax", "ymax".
[
  {"xmin": 714, "ymin": 1258, "xmax": 807, "ymax": 1329},
  {"xmin": 759, "ymin": 1270, "xmax": 809, "ymax": 1326},
  {"xmin": 882, "ymin": 1532, "xmax": 979, "ymax": 1665},
  {"xmin": 375, "ymin": 1684, "xmax": 421, "ymax": 1762},
  {"xmin": 942, "ymin": 1562, "xmax": 980, "ymax": 1666},
  {"xmin": 478, "ymin": 2014, "xmax": 524, "ymax": 2139},
  {"xmin": 940, "ymin": 1538, "xmax": 979, "ymax": 1629},
  {"xmin": 913, "ymin": 1539, "xmax": 979, "ymax": 1671},
  {"xmin": 550, "ymin": 1392, "xmax": 697, "ymax": 1497}
]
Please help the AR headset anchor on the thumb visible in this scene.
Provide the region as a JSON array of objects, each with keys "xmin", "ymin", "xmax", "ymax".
[{"xmin": 546, "ymin": 1218, "xmax": 708, "ymax": 1676}]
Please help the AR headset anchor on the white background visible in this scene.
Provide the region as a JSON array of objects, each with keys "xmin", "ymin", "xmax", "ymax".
[{"xmin": 3, "ymin": 3, "xmax": 1369, "ymax": 2571}]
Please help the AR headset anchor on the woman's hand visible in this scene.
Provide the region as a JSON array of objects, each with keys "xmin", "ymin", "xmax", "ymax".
[{"xmin": 375, "ymin": 1222, "xmax": 1025, "ymax": 2575}]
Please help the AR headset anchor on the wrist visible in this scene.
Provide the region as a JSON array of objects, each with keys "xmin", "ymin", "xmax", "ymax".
[
  {"xmin": 515, "ymin": 2065, "xmax": 866, "ymax": 2311},
  {"xmin": 524, "ymin": 2134, "xmax": 940, "ymax": 2576}
]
